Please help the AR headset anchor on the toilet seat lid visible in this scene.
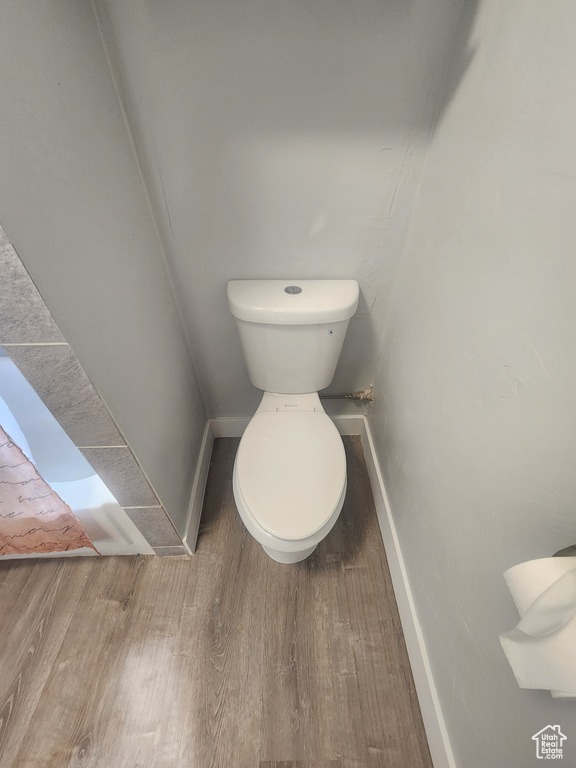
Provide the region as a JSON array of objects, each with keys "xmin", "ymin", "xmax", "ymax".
[{"xmin": 236, "ymin": 411, "xmax": 346, "ymax": 541}]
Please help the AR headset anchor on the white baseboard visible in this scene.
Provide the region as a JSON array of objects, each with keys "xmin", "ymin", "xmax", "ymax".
[
  {"xmin": 210, "ymin": 417, "xmax": 250, "ymax": 437},
  {"xmin": 205, "ymin": 414, "xmax": 454, "ymax": 768},
  {"xmin": 360, "ymin": 417, "xmax": 456, "ymax": 768},
  {"xmin": 331, "ymin": 414, "xmax": 366, "ymax": 435},
  {"xmin": 182, "ymin": 420, "xmax": 214, "ymax": 553}
]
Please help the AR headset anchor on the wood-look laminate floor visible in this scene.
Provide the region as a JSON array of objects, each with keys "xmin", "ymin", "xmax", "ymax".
[{"xmin": 0, "ymin": 436, "xmax": 432, "ymax": 768}]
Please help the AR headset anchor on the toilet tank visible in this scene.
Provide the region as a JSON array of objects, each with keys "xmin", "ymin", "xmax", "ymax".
[{"xmin": 227, "ymin": 280, "xmax": 359, "ymax": 394}]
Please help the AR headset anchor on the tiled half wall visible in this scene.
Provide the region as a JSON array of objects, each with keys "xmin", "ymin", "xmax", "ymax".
[{"xmin": 0, "ymin": 227, "xmax": 187, "ymax": 557}]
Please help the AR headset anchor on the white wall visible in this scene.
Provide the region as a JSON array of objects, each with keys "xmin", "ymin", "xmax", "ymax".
[
  {"xmin": 370, "ymin": 1, "xmax": 576, "ymax": 765},
  {"xmin": 0, "ymin": 0, "xmax": 207, "ymax": 533},
  {"xmin": 96, "ymin": 0, "xmax": 465, "ymax": 418}
]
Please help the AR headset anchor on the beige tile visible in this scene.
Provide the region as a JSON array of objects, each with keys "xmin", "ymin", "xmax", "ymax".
[
  {"xmin": 0, "ymin": 230, "xmax": 65, "ymax": 344},
  {"xmin": 80, "ymin": 447, "xmax": 158, "ymax": 507},
  {"xmin": 6, "ymin": 345, "xmax": 125, "ymax": 446},
  {"xmin": 124, "ymin": 507, "xmax": 182, "ymax": 548},
  {"xmin": 152, "ymin": 546, "xmax": 189, "ymax": 557}
]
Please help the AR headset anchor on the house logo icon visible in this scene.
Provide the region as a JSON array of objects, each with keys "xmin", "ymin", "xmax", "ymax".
[{"xmin": 532, "ymin": 725, "xmax": 567, "ymax": 759}]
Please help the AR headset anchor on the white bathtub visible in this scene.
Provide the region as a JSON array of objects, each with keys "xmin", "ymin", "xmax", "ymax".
[{"xmin": 0, "ymin": 354, "xmax": 153, "ymax": 558}]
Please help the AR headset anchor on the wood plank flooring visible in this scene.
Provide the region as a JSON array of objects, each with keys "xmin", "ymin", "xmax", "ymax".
[{"xmin": 0, "ymin": 436, "xmax": 432, "ymax": 768}]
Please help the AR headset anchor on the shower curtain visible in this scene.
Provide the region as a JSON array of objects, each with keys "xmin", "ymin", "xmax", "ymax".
[{"xmin": 0, "ymin": 425, "xmax": 98, "ymax": 556}]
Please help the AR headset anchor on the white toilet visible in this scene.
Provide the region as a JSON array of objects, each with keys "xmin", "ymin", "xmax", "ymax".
[{"xmin": 227, "ymin": 279, "xmax": 359, "ymax": 563}]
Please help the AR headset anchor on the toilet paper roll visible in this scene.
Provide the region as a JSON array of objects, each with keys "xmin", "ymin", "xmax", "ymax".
[{"xmin": 499, "ymin": 556, "xmax": 576, "ymax": 698}]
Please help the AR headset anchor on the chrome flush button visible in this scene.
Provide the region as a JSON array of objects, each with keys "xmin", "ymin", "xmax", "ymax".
[{"xmin": 284, "ymin": 285, "xmax": 302, "ymax": 295}]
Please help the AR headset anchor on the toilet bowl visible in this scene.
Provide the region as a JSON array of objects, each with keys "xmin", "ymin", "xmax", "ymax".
[
  {"xmin": 233, "ymin": 392, "xmax": 347, "ymax": 563},
  {"xmin": 227, "ymin": 279, "xmax": 359, "ymax": 563}
]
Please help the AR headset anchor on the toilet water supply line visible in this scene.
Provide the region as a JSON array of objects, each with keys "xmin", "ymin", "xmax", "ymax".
[{"xmin": 320, "ymin": 385, "xmax": 374, "ymax": 404}]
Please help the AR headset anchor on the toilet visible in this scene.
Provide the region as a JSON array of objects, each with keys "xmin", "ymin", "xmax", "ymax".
[{"xmin": 227, "ymin": 279, "xmax": 359, "ymax": 563}]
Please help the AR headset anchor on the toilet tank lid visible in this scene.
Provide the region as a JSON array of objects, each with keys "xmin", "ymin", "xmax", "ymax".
[{"xmin": 227, "ymin": 279, "xmax": 359, "ymax": 325}]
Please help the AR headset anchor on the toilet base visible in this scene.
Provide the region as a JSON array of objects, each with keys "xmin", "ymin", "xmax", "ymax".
[{"xmin": 262, "ymin": 544, "xmax": 317, "ymax": 563}]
